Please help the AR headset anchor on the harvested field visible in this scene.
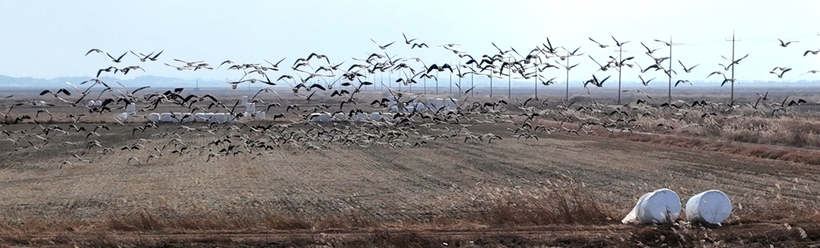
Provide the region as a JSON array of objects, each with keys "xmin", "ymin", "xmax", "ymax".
[{"xmin": 1, "ymin": 88, "xmax": 820, "ymax": 247}]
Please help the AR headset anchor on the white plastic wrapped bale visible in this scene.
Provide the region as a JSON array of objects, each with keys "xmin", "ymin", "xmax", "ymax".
[
  {"xmin": 204, "ymin": 113, "xmax": 215, "ymax": 122},
  {"xmin": 125, "ymin": 103, "xmax": 136, "ymax": 114},
  {"xmin": 356, "ymin": 113, "xmax": 369, "ymax": 122},
  {"xmin": 211, "ymin": 113, "xmax": 227, "ymax": 123},
  {"xmin": 87, "ymin": 100, "xmax": 96, "ymax": 107},
  {"xmin": 389, "ymin": 106, "xmax": 399, "ymax": 112},
  {"xmin": 147, "ymin": 113, "xmax": 160, "ymax": 123},
  {"xmin": 159, "ymin": 113, "xmax": 173, "ymax": 123},
  {"xmin": 253, "ymin": 111, "xmax": 265, "ymax": 120},
  {"xmin": 170, "ymin": 112, "xmax": 183, "ymax": 123},
  {"xmin": 332, "ymin": 112, "xmax": 346, "ymax": 121},
  {"xmin": 194, "ymin": 113, "xmax": 207, "ymax": 122},
  {"xmin": 446, "ymin": 98, "xmax": 457, "ymax": 110},
  {"xmin": 226, "ymin": 114, "xmax": 237, "ymax": 123},
  {"xmin": 685, "ymin": 190, "xmax": 732, "ymax": 225},
  {"xmin": 309, "ymin": 113, "xmax": 331, "ymax": 123},
  {"xmin": 246, "ymin": 103, "xmax": 256, "ymax": 114},
  {"xmin": 381, "ymin": 113, "xmax": 394, "ymax": 121},
  {"xmin": 622, "ymin": 188, "xmax": 682, "ymax": 224},
  {"xmin": 404, "ymin": 106, "xmax": 414, "ymax": 113},
  {"xmin": 182, "ymin": 113, "xmax": 196, "ymax": 122},
  {"xmin": 370, "ymin": 112, "xmax": 382, "ymax": 121},
  {"xmin": 116, "ymin": 112, "xmax": 129, "ymax": 121},
  {"xmin": 415, "ymin": 102, "xmax": 426, "ymax": 111}
]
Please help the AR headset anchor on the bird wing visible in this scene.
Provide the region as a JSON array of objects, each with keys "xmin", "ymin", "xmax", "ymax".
[
  {"xmin": 131, "ymin": 86, "xmax": 150, "ymax": 95},
  {"xmin": 116, "ymin": 52, "xmax": 127, "ymax": 61},
  {"xmin": 588, "ymin": 37, "xmax": 601, "ymax": 45}
]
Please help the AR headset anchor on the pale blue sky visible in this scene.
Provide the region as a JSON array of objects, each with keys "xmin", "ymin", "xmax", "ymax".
[{"xmin": 1, "ymin": 0, "xmax": 818, "ymax": 85}]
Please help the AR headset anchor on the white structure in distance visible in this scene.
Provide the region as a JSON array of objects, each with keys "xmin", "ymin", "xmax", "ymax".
[{"xmin": 137, "ymin": 96, "xmax": 264, "ymax": 123}]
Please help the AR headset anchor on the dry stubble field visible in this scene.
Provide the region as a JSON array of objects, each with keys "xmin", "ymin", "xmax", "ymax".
[{"xmin": 1, "ymin": 87, "xmax": 820, "ymax": 247}]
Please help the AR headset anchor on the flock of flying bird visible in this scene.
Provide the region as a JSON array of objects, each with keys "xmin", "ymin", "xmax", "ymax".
[{"xmin": 1, "ymin": 33, "xmax": 819, "ymax": 167}]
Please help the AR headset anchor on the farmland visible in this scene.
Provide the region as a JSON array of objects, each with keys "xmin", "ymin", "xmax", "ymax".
[{"xmin": 1, "ymin": 87, "xmax": 819, "ymax": 247}]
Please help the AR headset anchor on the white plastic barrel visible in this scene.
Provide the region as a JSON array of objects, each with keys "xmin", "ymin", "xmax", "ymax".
[
  {"xmin": 435, "ymin": 98, "xmax": 444, "ymax": 109},
  {"xmin": 147, "ymin": 113, "xmax": 160, "ymax": 122},
  {"xmin": 159, "ymin": 113, "xmax": 173, "ymax": 123},
  {"xmin": 117, "ymin": 112, "xmax": 129, "ymax": 121},
  {"xmin": 622, "ymin": 188, "xmax": 681, "ymax": 224},
  {"xmin": 125, "ymin": 103, "xmax": 136, "ymax": 114},
  {"xmin": 356, "ymin": 113, "xmax": 369, "ymax": 122},
  {"xmin": 333, "ymin": 113, "xmax": 348, "ymax": 121},
  {"xmin": 415, "ymin": 102, "xmax": 426, "ymax": 111},
  {"xmin": 685, "ymin": 190, "xmax": 732, "ymax": 225},
  {"xmin": 446, "ymin": 99, "xmax": 458, "ymax": 109},
  {"xmin": 254, "ymin": 111, "xmax": 265, "ymax": 120},
  {"xmin": 212, "ymin": 113, "xmax": 227, "ymax": 123}
]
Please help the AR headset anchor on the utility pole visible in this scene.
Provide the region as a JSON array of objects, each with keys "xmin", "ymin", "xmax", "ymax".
[
  {"xmin": 726, "ymin": 31, "xmax": 740, "ymax": 104},
  {"xmin": 470, "ymin": 63, "xmax": 475, "ymax": 97},
  {"xmin": 436, "ymin": 70, "xmax": 439, "ymax": 95},
  {"xmin": 490, "ymin": 71, "xmax": 493, "ymax": 98},
  {"xmin": 423, "ymin": 77, "xmax": 427, "ymax": 95},
  {"xmin": 655, "ymin": 37, "xmax": 681, "ymax": 104},
  {"xmin": 408, "ymin": 75, "xmax": 412, "ymax": 93},
  {"xmin": 613, "ymin": 46, "xmax": 628, "ymax": 105},
  {"xmin": 668, "ymin": 37, "xmax": 672, "ymax": 103},
  {"xmin": 449, "ymin": 61, "xmax": 453, "ymax": 95},
  {"xmin": 508, "ymin": 57, "xmax": 512, "ymax": 99},
  {"xmin": 619, "ymin": 46, "xmax": 623, "ymax": 104},
  {"xmin": 457, "ymin": 61, "xmax": 462, "ymax": 97},
  {"xmin": 559, "ymin": 51, "xmax": 583, "ymax": 101},
  {"xmin": 534, "ymin": 61, "xmax": 539, "ymax": 100},
  {"xmin": 565, "ymin": 57, "xmax": 570, "ymax": 101}
]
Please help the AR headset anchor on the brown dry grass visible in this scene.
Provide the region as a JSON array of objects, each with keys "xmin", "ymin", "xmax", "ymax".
[
  {"xmin": 4, "ymin": 88, "xmax": 820, "ymax": 246},
  {"xmin": 616, "ymin": 132, "xmax": 820, "ymax": 166},
  {"xmin": 0, "ymin": 185, "xmax": 614, "ymax": 233},
  {"xmin": 461, "ymin": 186, "xmax": 616, "ymax": 227}
]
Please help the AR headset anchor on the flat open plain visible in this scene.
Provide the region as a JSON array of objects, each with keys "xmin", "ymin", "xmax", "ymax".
[{"xmin": 1, "ymin": 87, "xmax": 819, "ymax": 247}]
